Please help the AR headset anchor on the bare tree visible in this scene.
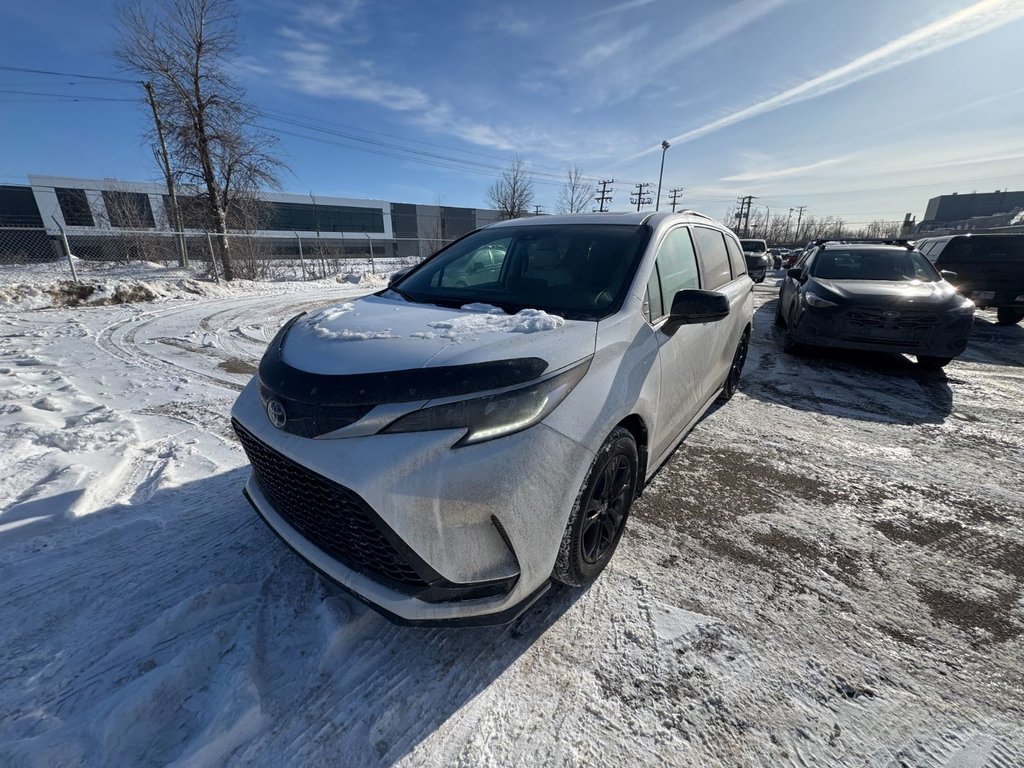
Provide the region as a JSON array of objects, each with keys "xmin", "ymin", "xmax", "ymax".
[
  {"xmin": 115, "ymin": 0, "xmax": 283, "ymax": 280},
  {"xmin": 487, "ymin": 156, "xmax": 534, "ymax": 220},
  {"xmin": 556, "ymin": 165, "xmax": 590, "ymax": 214}
]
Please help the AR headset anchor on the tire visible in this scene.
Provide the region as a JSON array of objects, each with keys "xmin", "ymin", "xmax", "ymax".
[
  {"xmin": 917, "ymin": 355, "xmax": 953, "ymax": 370},
  {"xmin": 996, "ymin": 307, "xmax": 1024, "ymax": 325},
  {"xmin": 719, "ymin": 330, "xmax": 750, "ymax": 402},
  {"xmin": 774, "ymin": 299, "xmax": 786, "ymax": 327},
  {"xmin": 552, "ymin": 427, "xmax": 638, "ymax": 588}
]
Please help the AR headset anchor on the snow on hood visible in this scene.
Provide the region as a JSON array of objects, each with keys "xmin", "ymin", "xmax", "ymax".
[
  {"xmin": 814, "ymin": 278, "xmax": 961, "ymax": 307},
  {"xmin": 281, "ymin": 294, "xmax": 594, "ymax": 375}
]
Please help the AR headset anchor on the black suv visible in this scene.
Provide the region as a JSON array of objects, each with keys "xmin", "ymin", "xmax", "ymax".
[{"xmin": 915, "ymin": 234, "xmax": 1024, "ymax": 325}]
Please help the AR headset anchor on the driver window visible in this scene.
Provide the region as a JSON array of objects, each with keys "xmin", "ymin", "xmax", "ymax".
[{"xmin": 655, "ymin": 227, "xmax": 701, "ymax": 312}]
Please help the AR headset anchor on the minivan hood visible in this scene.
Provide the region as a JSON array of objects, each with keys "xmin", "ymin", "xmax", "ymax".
[
  {"xmin": 280, "ymin": 294, "xmax": 597, "ymax": 375},
  {"xmin": 813, "ymin": 278, "xmax": 960, "ymax": 307}
]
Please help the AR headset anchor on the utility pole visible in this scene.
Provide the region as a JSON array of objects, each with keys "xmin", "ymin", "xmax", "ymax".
[
  {"xmin": 735, "ymin": 195, "xmax": 756, "ymax": 237},
  {"xmin": 534, "ymin": 205, "xmax": 543, "ymax": 216},
  {"xmin": 668, "ymin": 188, "xmax": 684, "ymax": 213},
  {"xmin": 630, "ymin": 182, "xmax": 653, "ymax": 212},
  {"xmin": 144, "ymin": 81, "xmax": 187, "ymax": 267},
  {"xmin": 786, "ymin": 207, "xmax": 795, "ymax": 244},
  {"xmin": 793, "ymin": 205, "xmax": 807, "ymax": 243},
  {"xmin": 594, "ymin": 179, "xmax": 614, "ymax": 212}
]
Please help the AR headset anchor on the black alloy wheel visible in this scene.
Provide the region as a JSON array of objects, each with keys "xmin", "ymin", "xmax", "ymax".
[
  {"xmin": 553, "ymin": 427, "xmax": 638, "ymax": 587},
  {"xmin": 719, "ymin": 330, "xmax": 749, "ymax": 402},
  {"xmin": 917, "ymin": 355, "xmax": 953, "ymax": 370},
  {"xmin": 996, "ymin": 307, "xmax": 1024, "ymax": 325}
]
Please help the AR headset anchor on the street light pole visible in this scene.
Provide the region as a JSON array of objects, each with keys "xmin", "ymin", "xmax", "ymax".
[{"xmin": 655, "ymin": 140, "xmax": 670, "ymax": 212}]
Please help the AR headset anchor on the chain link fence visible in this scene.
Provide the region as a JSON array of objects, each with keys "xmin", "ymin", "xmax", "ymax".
[{"xmin": 0, "ymin": 226, "xmax": 449, "ymax": 284}]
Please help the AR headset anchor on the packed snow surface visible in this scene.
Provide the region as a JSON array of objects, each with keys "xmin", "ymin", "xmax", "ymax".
[
  {"xmin": 427, "ymin": 306, "xmax": 565, "ymax": 339},
  {"xmin": 1, "ymin": 273, "xmax": 1022, "ymax": 766}
]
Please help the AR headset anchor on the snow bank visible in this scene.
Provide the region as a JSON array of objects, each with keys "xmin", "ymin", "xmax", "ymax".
[{"xmin": 335, "ymin": 271, "xmax": 387, "ymax": 289}]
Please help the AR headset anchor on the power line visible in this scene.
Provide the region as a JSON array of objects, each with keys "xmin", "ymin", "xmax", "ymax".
[
  {"xmin": 630, "ymin": 182, "xmax": 653, "ymax": 212},
  {"xmin": 0, "ymin": 88, "xmax": 136, "ymax": 103},
  {"xmin": 0, "ymin": 65, "xmax": 137, "ymax": 83}
]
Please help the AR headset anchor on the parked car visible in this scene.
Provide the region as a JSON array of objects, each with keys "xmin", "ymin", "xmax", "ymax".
[
  {"xmin": 914, "ymin": 234, "xmax": 1024, "ymax": 325},
  {"xmin": 232, "ymin": 211, "xmax": 754, "ymax": 625},
  {"xmin": 776, "ymin": 240, "xmax": 975, "ymax": 368},
  {"xmin": 739, "ymin": 238, "xmax": 769, "ymax": 283}
]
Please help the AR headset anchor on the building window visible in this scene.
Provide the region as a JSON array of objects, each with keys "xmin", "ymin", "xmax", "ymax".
[
  {"xmin": 265, "ymin": 202, "xmax": 385, "ymax": 233},
  {"xmin": 56, "ymin": 188, "xmax": 95, "ymax": 227},
  {"xmin": 102, "ymin": 191, "xmax": 155, "ymax": 228}
]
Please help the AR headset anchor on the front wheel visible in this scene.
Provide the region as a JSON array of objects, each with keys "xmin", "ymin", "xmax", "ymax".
[
  {"xmin": 917, "ymin": 355, "xmax": 953, "ymax": 369},
  {"xmin": 719, "ymin": 330, "xmax": 750, "ymax": 402},
  {"xmin": 996, "ymin": 307, "xmax": 1024, "ymax": 325},
  {"xmin": 553, "ymin": 427, "xmax": 638, "ymax": 588}
]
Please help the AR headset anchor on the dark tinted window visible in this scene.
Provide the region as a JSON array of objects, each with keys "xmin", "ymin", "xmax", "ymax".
[
  {"xmin": 810, "ymin": 248, "xmax": 939, "ymax": 281},
  {"xmin": 266, "ymin": 202, "xmax": 385, "ymax": 233},
  {"xmin": 656, "ymin": 227, "xmax": 701, "ymax": 310},
  {"xmin": 394, "ymin": 224, "xmax": 649, "ymax": 320},
  {"xmin": 944, "ymin": 236, "xmax": 1024, "ymax": 262},
  {"xmin": 102, "ymin": 191, "xmax": 155, "ymax": 228},
  {"xmin": 56, "ymin": 188, "xmax": 94, "ymax": 227},
  {"xmin": 693, "ymin": 227, "xmax": 732, "ymax": 289},
  {"xmin": 739, "ymin": 239, "xmax": 767, "ymax": 252},
  {"xmin": 724, "ymin": 236, "xmax": 747, "ymax": 278},
  {"xmin": 0, "ymin": 185, "xmax": 44, "ymax": 226}
]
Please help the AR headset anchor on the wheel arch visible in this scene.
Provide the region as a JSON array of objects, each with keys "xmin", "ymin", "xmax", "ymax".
[{"xmin": 616, "ymin": 414, "xmax": 649, "ymax": 494}]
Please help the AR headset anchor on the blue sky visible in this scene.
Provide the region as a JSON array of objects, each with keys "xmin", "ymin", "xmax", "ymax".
[{"xmin": 2, "ymin": 0, "xmax": 1023, "ymax": 226}]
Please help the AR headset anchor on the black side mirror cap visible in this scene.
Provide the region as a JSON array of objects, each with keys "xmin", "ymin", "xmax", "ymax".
[
  {"xmin": 940, "ymin": 269, "xmax": 957, "ymax": 280},
  {"xmin": 388, "ymin": 267, "xmax": 411, "ymax": 287},
  {"xmin": 668, "ymin": 289, "xmax": 730, "ymax": 325}
]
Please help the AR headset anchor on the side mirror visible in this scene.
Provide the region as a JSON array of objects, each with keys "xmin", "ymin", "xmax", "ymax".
[
  {"xmin": 388, "ymin": 267, "xmax": 411, "ymax": 287},
  {"xmin": 940, "ymin": 270, "xmax": 957, "ymax": 280},
  {"xmin": 668, "ymin": 289, "xmax": 730, "ymax": 325},
  {"xmin": 787, "ymin": 267, "xmax": 804, "ymax": 280}
]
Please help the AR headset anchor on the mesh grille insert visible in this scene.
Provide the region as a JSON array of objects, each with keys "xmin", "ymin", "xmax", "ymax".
[{"xmin": 233, "ymin": 419, "xmax": 427, "ymax": 588}]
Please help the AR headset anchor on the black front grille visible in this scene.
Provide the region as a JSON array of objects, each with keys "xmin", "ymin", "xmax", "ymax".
[
  {"xmin": 846, "ymin": 309, "xmax": 939, "ymax": 331},
  {"xmin": 233, "ymin": 419, "xmax": 427, "ymax": 589}
]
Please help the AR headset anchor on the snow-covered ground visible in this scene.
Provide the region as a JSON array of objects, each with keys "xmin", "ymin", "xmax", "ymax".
[{"xmin": 1, "ymin": 275, "xmax": 1022, "ymax": 767}]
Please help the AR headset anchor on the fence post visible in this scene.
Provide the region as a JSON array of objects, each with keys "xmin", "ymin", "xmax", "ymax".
[
  {"xmin": 364, "ymin": 232, "xmax": 375, "ymax": 274},
  {"xmin": 292, "ymin": 230, "xmax": 307, "ymax": 280},
  {"xmin": 51, "ymin": 216, "xmax": 78, "ymax": 283},
  {"xmin": 205, "ymin": 230, "xmax": 221, "ymax": 284}
]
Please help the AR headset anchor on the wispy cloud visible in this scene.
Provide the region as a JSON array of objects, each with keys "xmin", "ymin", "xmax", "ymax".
[
  {"xmin": 576, "ymin": 0, "xmax": 659, "ymax": 23},
  {"xmin": 276, "ymin": 37, "xmax": 530, "ymax": 152},
  {"xmin": 623, "ymin": 0, "xmax": 1024, "ymax": 162},
  {"xmin": 722, "ymin": 155, "xmax": 855, "ymax": 183}
]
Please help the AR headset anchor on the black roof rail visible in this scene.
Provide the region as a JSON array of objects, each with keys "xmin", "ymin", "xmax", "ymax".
[{"xmin": 813, "ymin": 238, "xmax": 914, "ymax": 249}]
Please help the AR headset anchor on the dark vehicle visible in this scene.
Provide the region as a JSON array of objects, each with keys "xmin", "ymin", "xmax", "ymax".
[
  {"xmin": 776, "ymin": 241, "xmax": 975, "ymax": 369},
  {"xmin": 739, "ymin": 239, "xmax": 769, "ymax": 283},
  {"xmin": 915, "ymin": 234, "xmax": 1024, "ymax": 325}
]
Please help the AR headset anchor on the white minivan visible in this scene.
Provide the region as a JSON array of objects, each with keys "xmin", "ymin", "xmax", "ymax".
[{"xmin": 232, "ymin": 211, "xmax": 754, "ymax": 625}]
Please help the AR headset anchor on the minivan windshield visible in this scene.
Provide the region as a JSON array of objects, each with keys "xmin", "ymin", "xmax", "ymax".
[
  {"xmin": 387, "ymin": 224, "xmax": 650, "ymax": 320},
  {"xmin": 810, "ymin": 248, "xmax": 941, "ymax": 282},
  {"xmin": 740, "ymin": 240, "xmax": 767, "ymax": 252}
]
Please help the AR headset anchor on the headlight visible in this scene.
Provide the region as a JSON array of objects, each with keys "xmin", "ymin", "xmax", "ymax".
[
  {"xmin": 804, "ymin": 292, "xmax": 838, "ymax": 308},
  {"xmin": 949, "ymin": 299, "xmax": 975, "ymax": 316},
  {"xmin": 380, "ymin": 358, "xmax": 591, "ymax": 447}
]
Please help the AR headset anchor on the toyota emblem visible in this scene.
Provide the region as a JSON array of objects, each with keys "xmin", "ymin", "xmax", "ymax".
[
  {"xmin": 266, "ymin": 399, "xmax": 287, "ymax": 429},
  {"xmin": 881, "ymin": 310, "xmax": 901, "ymax": 320}
]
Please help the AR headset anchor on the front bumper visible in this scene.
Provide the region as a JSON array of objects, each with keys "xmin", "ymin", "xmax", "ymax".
[
  {"xmin": 231, "ymin": 380, "xmax": 595, "ymax": 625},
  {"xmin": 790, "ymin": 306, "xmax": 973, "ymax": 357}
]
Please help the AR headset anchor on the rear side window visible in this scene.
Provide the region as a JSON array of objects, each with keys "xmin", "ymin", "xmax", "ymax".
[
  {"xmin": 945, "ymin": 236, "xmax": 1024, "ymax": 262},
  {"xmin": 655, "ymin": 227, "xmax": 700, "ymax": 312},
  {"xmin": 724, "ymin": 236, "xmax": 746, "ymax": 278},
  {"xmin": 693, "ymin": 227, "xmax": 732, "ymax": 289}
]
